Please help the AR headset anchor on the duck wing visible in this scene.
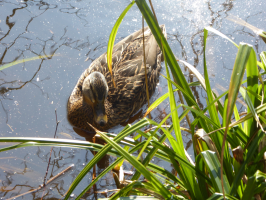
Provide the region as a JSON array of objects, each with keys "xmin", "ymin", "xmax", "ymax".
[{"xmin": 107, "ymin": 25, "xmax": 166, "ymax": 107}]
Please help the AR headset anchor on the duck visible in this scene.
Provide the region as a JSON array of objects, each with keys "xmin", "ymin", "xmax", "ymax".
[{"xmin": 67, "ymin": 25, "xmax": 167, "ymax": 133}]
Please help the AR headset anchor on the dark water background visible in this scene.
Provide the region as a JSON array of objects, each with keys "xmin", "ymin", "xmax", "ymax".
[{"xmin": 0, "ymin": 0, "xmax": 266, "ymax": 199}]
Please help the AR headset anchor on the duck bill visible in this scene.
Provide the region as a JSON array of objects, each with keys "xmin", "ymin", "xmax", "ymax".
[{"xmin": 93, "ymin": 101, "xmax": 108, "ymax": 127}]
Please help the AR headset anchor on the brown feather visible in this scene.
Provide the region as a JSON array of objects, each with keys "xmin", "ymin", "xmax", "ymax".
[{"xmin": 67, "ymin": 25, "xmax": 167, "ymax": 132}]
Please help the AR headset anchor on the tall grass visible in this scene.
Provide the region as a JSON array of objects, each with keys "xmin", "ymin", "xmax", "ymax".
[{"xmin": 1, "ymin": 0, "xmax": 266, "ymax": 200}]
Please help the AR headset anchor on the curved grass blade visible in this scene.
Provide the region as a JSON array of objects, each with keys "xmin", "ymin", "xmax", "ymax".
[
  {"xmin": 239, "ymin": 87, "xmax": 262, "ymax": 132},
  {"xmin": 260, "ymin": 51, "xmax": 266, "ymax": 70},
  {"xmin": 229, "ymin": 102, "xmax": 266, "ymax": 127},
  {"xmin": 178, "ymin": 59, "xmax": 207, "ymax": 90},
  {"xmin": 97, "ymin": 131, "xmax": 174, "ymax": 199},
  {"xmin": 76, "ymin": 141, "xmax": 147, "ymax": 199},
  {"xmin": 245, "ymin": 47, "xmax": 259, "ymax": 136},
  {"xmin": 207, "ymin": 193, "xmax": 239, "ymax": 200},
  {"xmin": 205, "ymin": 26, "xmax": 239, "ymax": 48},
  {"xmin": 161, "ymin": 74, "xmax": 198, "ymax": 106},
  {"xmin": 135, "ymin": 0, "xmax": 197, "ymax": 109},
  {"xmin": 147, "ymin": 162, "xmax": 185, "ymax": 189},
  {"xmin": 137, "ymin": 103, "xmax": 181, "ymax": 161},
  {"xmin": 230, "ymin": 130, "xmax": 265, "ymax": 195},
  {"xmin": 0, "ymin": 140, "xmax": 119, "ymax": 155},
  {"xmin": 107, "ymin": 1, "xmax": 135, "ymax": 87},
  {"xmin": 144, "ymin": 81, "xmax": 200, "ymax": 117},
  {"xmin": 259, "ymin": 51, "xmax": 266, "ymax": 70},
  {"xmin": 194, "ymin": 129, "xmax": 220, "ymax": 159},
  {"xmin": 226, "ymin": 15, "xmax": 266, "ymax": 44},
  {"xmin": 203, "ymin": 29, "xmax": 220, "ymax": 127},
  {"xmin": 131, "ymin": 110, "xmax": 190, "ymax": 182},
  {"xmin": 143, "ymin": 88, "xmax": 178, "ymax": 117},
  {"xmin": 179, "ymin": 59, "xmax": 225, "ymax": 117},
  {"xmin": 165, "ymin": 63, "xmax": 184, "ymax": 155},
  {"xmin": 200, "ymin": 151, "xmax": 230, "ymax": 194},
  {"xmin": 64, "ymin": 119, "xmax": 149, "ymax": 199},
  {"xmin": 204, "ymin": 29, "xmax": 234, "ymax": 188},
  {"xmin": 205, "ymin": 27, "xmax": 238, "ymax": 48},
  {"xmin": 164, "ymin": 60, "xmax": 203, "ymax": 199},
  {"xmin": 151, "ymin": 140, "xmax": 212, "ymax": 185},
  {"xmin": 0, "ymin": 55, "xmax": 56, "ymax": 71},
  {"xmin": 221, "ymin": 43, "xmax": 253, "ymax": 197}
]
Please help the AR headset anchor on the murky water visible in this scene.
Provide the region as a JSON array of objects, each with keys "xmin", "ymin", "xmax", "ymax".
[{"xmin": 0, "ymin": 0, "xmax": 265, "ymax": 199}]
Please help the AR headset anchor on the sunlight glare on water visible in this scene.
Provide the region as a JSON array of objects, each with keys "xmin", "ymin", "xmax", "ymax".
[{"xmin": 0, "ymin": 0, "xmax": 265, "ymax": 199}]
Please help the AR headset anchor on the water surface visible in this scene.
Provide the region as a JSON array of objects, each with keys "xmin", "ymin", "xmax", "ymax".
[{"xmin": 0, "ymin": 0, "xmax": 265, "ymax": 199}]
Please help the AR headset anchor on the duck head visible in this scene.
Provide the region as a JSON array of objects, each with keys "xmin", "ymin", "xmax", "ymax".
[{"xmin": 82, "ymin": 71, "xmax": 109, "ymax": 127}]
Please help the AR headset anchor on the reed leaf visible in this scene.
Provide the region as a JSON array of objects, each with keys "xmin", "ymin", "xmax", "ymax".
[
  {"xmin": 199, "ymin": 151, "xmax": 230, "ymax": 194},
  {"xmin": 64, "ymin": 119, "xmax": 149, "ymax": 199},
  {"xmin": 97, "ymin": 131, "xmax": 174, "ymax": 199},
  {"xmin": 144, "ymin": 81, "xmax": 200, "ymax": 117},
  {"xmin": 76, "ymin": 141, "xmax": 147, "ymax": 199},
  {"xmin": 135, "ymin": 0, "xmax": 198, "ymax": 110},
  {"xmin": 107, "ymin": 1, "xmax": 135, "ymax": 87},
  {"xmin": 230, "ymin": 130, "xmax": 265, "ymax": 195},
  {"xmin": 205, "ymin": 26, "xmax": 238, "ymax": 48},
  {"xmin": 245, "ymin": 47, "xmax": 259, "ymax": 137},
  {"xmin": 0, "ymin": 55, "xmax": 56, "ymax": 71}
]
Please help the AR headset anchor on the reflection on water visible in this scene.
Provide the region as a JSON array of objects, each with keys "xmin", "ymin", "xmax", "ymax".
[{"xmin": 0, "ymin": 0, "xmax": 266, "ymax": 199}]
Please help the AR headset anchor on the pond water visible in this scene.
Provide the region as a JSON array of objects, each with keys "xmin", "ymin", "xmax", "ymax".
[{"xmin": 0, "ymin": 0, "xmax": 266, "ymax": 199}]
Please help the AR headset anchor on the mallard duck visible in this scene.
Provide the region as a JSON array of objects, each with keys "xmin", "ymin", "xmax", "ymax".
[{"xmin": 67, "ymin": 25, "xmax": 167, "ymax": 132}]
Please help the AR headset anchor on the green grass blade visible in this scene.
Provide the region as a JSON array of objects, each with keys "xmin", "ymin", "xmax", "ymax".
[
  {"xmin": 135, "ymin": 0, "xmax": 196, "ymax": 109},
  {"xmin": 195, "ymin": 155, "xmax": 211, "ymax": 199},
  {"xmin": 239, "ymin": 87, "xmax": 261, "ymax": 131},
  {"xmin": 207, "ymin": 193, "xmax": 239, "ymax": 200},
  {"xmin": 230, "ymin": 130, "xmax": 265, "ymax": 195},
  {"xmin": 199, "ymin": 151, "xmax": 230, "ymax": 194},
  {"xmin": 161, "ymin": 74, "xmax": 198, "ymax": 106},
  {"xmin": 205, "ymin": 26, "xmax": 238, "ymax": 48},
  {"xmin": 203, "ymin": 90, "xmax": 227, "ymax": 115},
  {"xmin": 229, "ymin": 102, "xmax": 266, "ymax": 127},
  {"xmin": 136, "ymin": 105, "xmax": 175, "ymax": 161},
  {"xmin": 178, "ymin": 59, "xmax": 206, "ymax": 90},
  {"xmin": 107, "ymin": 1, "xmax": 135, "ymax": 87},
  {"xmin": 64, "ymin": 119, "xmax": 149, "ymax": 199},
  {"xmin": 226, "ymin": 43, "xmax": 252, "ymax": 131},
  {"xmin": 144, "ymin": 81, "xmax": 200, "ymax": 117},
  {"xmin": 151, "ymin": 141, "xmax": 209, "ymax": 179},
  {"xmin": 163, "ymin": 57, "xmax": 203, "ymax": 199},
  {"xmin": 108, "ymin": 181, "xmax": 145, "ymax": 200},
  {"xmin": 260, "ymin": 51, "xmax": 266, "ymax": 70},
  {"xmin": 241, "ymin": 175, "xmax": 256, "ymax": 200},
  {"xmin": 203, "ymin": 28, "xmax": 220, "ymax": 126},
  {"xmin": 165, "ymin": 62, "xmax": 184, "ymax": 155},
  {"xmin": 147, "ymin": 162, "xmax": 185, "ymax": 189},
  {"xmin": 245, "ymin": 47, "xmax": 259, "ymax": 137},
  {"xmin": 76, "ymin": 141, "xmax": 147, "ymax": 199},
  {"xmin": 234, "ymin": 105, "xmax": 243, "ymax": 130},
  {"xmin": 204, "ymin": 30, "xmax": 233, "ymax": 181},
  {"xmin": 220, "ymin": 43, "xmax": 253, "ymax": 195},
  {"xmin": 0, "ymin": 55, "xmax": 56, "ymax": 71},
  {"xmin": 97, "ymin": 131, "xmax": 174, "ymax": 199},
  {"xmin": 143, "ymin": 140, "xmax": 175, "ymax": 179}
]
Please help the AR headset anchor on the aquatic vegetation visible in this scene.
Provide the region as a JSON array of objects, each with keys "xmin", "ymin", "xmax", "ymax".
[
  {"xmin": 0, "ymin": 54, "xmax": 56, "ymax": 71},
  {"xmin": 1, "ymin": 0, "xmax": 266, "ymax": 200}
]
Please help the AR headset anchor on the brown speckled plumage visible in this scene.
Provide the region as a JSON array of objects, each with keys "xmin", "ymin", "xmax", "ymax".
[{"xmin": 67, "ymin": 25, "xmax": 167, "ymax": 132}]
